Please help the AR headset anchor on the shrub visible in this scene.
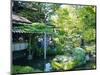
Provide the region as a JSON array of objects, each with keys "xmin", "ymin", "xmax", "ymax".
[
  {"xmin": 51, "ymin": 55, "xmax": 75, "ymax": 70},
  {"xmin": 51, "ymin": 47, "xmax": 86, "ymax": 71},
  {"xmin": 12, "ymin": 65, "xmax": 34, "ymax": 74},
  {"xmin": 72, "ymin": 47, "xmax": 86, "ymax": 66}
]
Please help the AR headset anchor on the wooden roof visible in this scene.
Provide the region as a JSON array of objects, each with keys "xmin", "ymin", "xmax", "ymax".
[{"xmin": 12, "ymin": 14, "xmax": 32, "ymax": 24}]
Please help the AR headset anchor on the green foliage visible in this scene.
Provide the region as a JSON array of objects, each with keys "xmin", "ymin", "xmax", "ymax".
[
  {"xmin": 12, "ymin": 2, "xmax": 96, "ymax": 71},
  {"xmin": 12, "ymin": 65, "xmax": 43, "ymax": 74},
  {"xmin": 79, "ymin": 6, "xmax": 96, "ymax": 28},
  {"xmin": 63, "ymin": 60, "xmax": 75, "ymax": 70},
  {"xmin": 12, "ymin": 65, "xmax": 34, "ymax": 74},
  {"xmin": 72, "ymin": 47, "xmax": 86, "ymax": 65},
  {"xmin": 51, "ymin": 47, "xmax": 86, "ymax": 71},
  {"xmin": 13, "ymin": 2, "xmax": 96, "ymax": 43},
  {"xmin": 78, "ymin": 6, "xmax": 96, "ymax": 42},
  {"xmin": 13, "ymin": 1, "xmax": 60, "ymax": 23},
  {"xmin": 13, "ymin": 1, "xmax": 45, "ymax": 22},
  {"xmin": 13, "ymin": 23, "xmax": 54, "ymax": 33},
  {"xmin": 52, "ymin": 5, "xmax": 96, "ymax": 44},
  {"xmin": 83, "ymin": 29, "xmax": 95, "ymax": 42},
  {"xmin": 51, "ymin": 55, "xmax": 75, "ymax": 70},
  {"xmin": 85, "ymin": 45, "xmax": 96, "ymax": 56}
]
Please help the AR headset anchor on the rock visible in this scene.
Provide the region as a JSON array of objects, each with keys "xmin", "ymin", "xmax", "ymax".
[
  {"xmin": 86, "ymin": 55, "xmax": 90, "ymax": 61},
  {"xmin": 44, "ymin": 63, "xmax": 52, "ymax": 72},
  {"xmin": 28, "ymin": 54, "xmax": 32, "ymax": 60}
]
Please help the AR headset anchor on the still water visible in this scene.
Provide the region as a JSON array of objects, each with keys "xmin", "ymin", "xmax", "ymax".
[{"xmin": 13, "ymin": 56, "xmax": 96, "ymax": 73}]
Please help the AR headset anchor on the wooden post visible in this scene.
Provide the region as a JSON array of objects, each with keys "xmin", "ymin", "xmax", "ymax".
[
  {"xmin": 44, "ymin": 32, "xmax": 47, "ymax": 59},
  {"xmin": 29, "ymin": 34, "xmax": 31, "ymax": 55},
  {"xmin": 28, "ymin": 34, "xmax": 32, "ymax": 60}
]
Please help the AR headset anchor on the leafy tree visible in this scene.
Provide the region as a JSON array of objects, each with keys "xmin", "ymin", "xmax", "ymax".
[
  {"xmin": 51, "ymin": 5, "xmax": 96, "ymax": 45},
  {"xmin": 78, "ymin": 6, "xmax": 96, "ymax": 43},
  {"xmin": 13, "ymin": 1, "xmax": 60, "ymax": 24}
]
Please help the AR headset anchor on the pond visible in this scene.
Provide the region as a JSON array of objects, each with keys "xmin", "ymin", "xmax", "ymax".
[
  {"xmin": 12, "ymin": 55, "xmax": 96, "ymax": 74},
  {"xmin": 13, "ymin": 56, "xmax": 54, "ymax": 73}
]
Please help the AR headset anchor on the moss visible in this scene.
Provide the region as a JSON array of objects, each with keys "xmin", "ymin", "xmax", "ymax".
[{"xmin": 12, "ymin": 65, "xmax": 34, "ymax": 74}]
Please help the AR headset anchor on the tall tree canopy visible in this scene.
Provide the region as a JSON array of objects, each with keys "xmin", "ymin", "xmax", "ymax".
[
  {"xmin": 12, "ymin": 1, "xmax": 96, "ymax": 43},
  {"xmin": 51, "ymin": 5, "xmax": 96, "ymax": 42},
  {"xmin": 13, "ymin": 1, "xmax": 60, "ymax": 23}
]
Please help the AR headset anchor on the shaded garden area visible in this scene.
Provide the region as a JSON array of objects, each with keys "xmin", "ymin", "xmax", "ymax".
[{"xmin": 12, "ymin": 1, "xmax": 96, "ymax": 74}]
